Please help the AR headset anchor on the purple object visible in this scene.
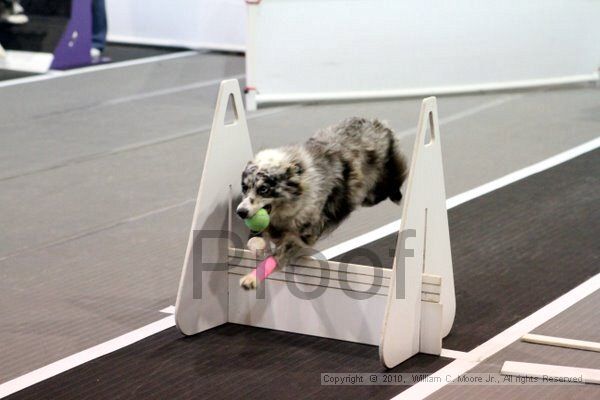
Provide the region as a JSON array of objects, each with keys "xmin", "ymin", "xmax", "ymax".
[{"xmin": 50, "ymin": 0, "xmax": 92, "ymax": 70}]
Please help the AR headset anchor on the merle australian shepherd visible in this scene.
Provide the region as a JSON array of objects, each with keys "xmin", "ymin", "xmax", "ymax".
[{"xmin": 236, "ymin": 117, "xmax": 408, "ymax": 289}]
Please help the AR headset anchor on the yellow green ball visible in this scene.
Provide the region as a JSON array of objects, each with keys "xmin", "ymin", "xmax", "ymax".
[{"xmin": 244, "ymin": 208, "xmax": 270, "ymax": 232}]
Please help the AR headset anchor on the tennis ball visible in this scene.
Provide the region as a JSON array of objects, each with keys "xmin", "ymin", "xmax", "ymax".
[{"xmin": 244, "ymin": 208, "xmax": 270, "ymax": 232}]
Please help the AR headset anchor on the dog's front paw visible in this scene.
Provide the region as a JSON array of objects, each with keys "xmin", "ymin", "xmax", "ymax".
[{"xmin": 239, "ymin": 273, "xmax": 257, "ymax": 290}]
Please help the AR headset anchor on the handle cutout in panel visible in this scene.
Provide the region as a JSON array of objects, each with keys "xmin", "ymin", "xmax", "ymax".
[
  {"xmin": 224, "ymin": 94, "xmax": 239, "ymax": 126},
  {"xmin": 424, "ymin": 112, "xmax": 435, "ymax": 146}
]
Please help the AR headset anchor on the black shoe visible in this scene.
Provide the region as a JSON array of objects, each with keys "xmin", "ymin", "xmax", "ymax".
[{"xmin": 0, "ymin": 2, "xmax": 28, "ymax": 25}]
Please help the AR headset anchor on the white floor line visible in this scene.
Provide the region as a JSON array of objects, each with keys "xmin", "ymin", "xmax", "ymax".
[
  {"xmin": 439, "ymin": 349, "xmax": 478, "ymax": 362},
  {"xmin": 395, "ymin": 94, "xmax": 523, "ymax": 140},
  {"xmin": 0, "ymin": 315, "xmax": 175, "ymax": 399},
  {"xmin": 159, "ymin": 306, "xmax": 176, "ymax": 315},
  {"xmin": 0, "ymin": 138, "xmax": 598, "ymax": 398},
  {"xmin": 321, "ymin": 135, "xmax": 600, "ymax": 260},
  {"xmin": 0, "ymin": 198, "xmax": 196, "ymax": 263},
  {"xmin": 0, "ymin": 103, "xmax": 295, "ymax": 183},
  {"xmin": 102, "ymin": 73, "xmax": 245, "ymax": 106},
  {"xmin": 0, "ymin": 51, "xmax": 198, "ymax": 89},
  {"xmin": 393, "ymin": 273, "xmax": 600, "ymax": 400}
]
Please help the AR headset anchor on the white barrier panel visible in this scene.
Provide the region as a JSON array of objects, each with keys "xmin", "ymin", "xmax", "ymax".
[
  {"xmin": 106, "ymin": 0, "xmax": 246, "ymax": 51},
  {"xmin": 245, "ymin": 0, "xmax": 600, "ymax": 109}
]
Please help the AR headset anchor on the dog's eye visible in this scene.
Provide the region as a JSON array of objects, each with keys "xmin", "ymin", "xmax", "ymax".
[
  {"xmin": 242, "ymin": 184, "xmax": 248, "ymax": 193},
  {"xmin": 257, "ymin": 186, "xmax": 269, "ymax": 195}
]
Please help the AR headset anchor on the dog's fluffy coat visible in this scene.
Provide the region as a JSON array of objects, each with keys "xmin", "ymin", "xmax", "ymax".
[{"xmin": 237, "ymin": 117, "xmax": 407, "ymax": 289}]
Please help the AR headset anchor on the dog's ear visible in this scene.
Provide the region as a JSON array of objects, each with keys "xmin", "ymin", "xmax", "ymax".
[
  {"xmin": 286, "ymin": 161, "xmax": 304, "ymax": 177},
  {"xmin": 245, "ymin": 161, "xmax": 258, "ymax": 173}
]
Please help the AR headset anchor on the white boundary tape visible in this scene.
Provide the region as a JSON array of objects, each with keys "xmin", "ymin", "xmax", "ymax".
[
  {"xmin": 0, "ymin": 51, "xmax": 198, "ymax": 89},
  {"xmin": 0, "ymin": 136, "xmax": 598, "ymax": 399},
  {"xmin": 101, "ymin": 74, "xmax": 245, "ymax": 106},
  {"xmin": 159, "ymin": 305, "xmax": 176, "ymax": 315}
]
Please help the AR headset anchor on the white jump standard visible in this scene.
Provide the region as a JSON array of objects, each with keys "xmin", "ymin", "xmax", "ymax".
[{"xmin": 174, "ymin": 79, "xmax": 456, "ymax": 369}]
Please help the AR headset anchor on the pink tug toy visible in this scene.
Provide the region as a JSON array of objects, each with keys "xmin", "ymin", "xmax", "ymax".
[{"xmin": 250, "ymin": 256, "xmax": 278, "ymax": 282}]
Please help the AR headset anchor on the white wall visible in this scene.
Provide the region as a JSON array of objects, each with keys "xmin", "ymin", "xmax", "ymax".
[
  {"xmin": 246, "ymin": 0, "xmax": 600, "ymax": 109},
  {"xmin": 105, "ymin": 0, "xmax": 246, "ymax": 51}
]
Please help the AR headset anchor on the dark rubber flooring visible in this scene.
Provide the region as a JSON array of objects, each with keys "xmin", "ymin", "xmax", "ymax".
[{"xmin": 6, "ymin": 149, "xmax": 599, "ymax": 399}]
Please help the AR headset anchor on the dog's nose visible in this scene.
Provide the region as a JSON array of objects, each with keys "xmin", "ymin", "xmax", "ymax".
[{"xmin": 237, "ymin": 208, "xmax": 249, "ymax": 219}]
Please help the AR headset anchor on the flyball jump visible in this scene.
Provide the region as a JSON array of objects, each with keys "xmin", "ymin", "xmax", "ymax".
[{"xmin": 174, "ymin": 79, "xmax": 456, "ymax": 369}]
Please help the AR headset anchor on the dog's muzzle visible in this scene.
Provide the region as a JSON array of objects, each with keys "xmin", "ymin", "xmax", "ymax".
[{"xmin": 236, "ymin": 208, "xmax": 249, "ymax": 219}]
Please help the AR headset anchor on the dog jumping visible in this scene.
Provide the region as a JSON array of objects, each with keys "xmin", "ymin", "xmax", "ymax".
[{"xmin": 236, "ymin": 117, "xmax": 408, "ymax": 289}]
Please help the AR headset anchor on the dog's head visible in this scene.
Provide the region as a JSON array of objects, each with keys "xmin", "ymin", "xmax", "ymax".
[{"xmin": 236, "ymin": 149, "xmax": 304, "ymax": 219}]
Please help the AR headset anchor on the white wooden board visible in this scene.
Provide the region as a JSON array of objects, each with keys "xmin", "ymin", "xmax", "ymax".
[
  {"xmin": 522, "ymin": 334, "xmax": 600, "ymax": 353},
  {"xmin": 228, "ymin": 274, "xmax": 388, "ymax": 346},
  {"xmin": 246, "ymin": 0, "xmax": 600, "ymax": 109},
  {"xmin": 175, "ymin": 80, "xmax": 253, "ymax": 335},
  {"xmin": 419, "ymin": 301, "xmax": 443, "ymax": 356},
  {"xmin": 0, "ymin": 50, "xmax": 54, "ymax": 73},
  {"xmin": 379, "ymin": 97, "xmax": 455, "ymax": 368},
  {"xmin": 501, "ymin": 361, "xmax": 600, "ymax": 385}
]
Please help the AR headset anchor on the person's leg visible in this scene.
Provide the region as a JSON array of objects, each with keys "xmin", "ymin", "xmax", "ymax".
[{"xmin": 91, "ymin": 0, "xmax": 107, "ymax": 52}]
